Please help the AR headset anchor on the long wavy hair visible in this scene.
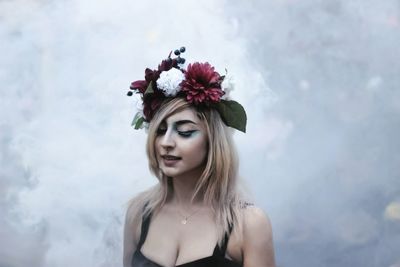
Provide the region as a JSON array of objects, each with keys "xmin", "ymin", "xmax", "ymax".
[{"xmin": 127, "ymin": 97, "xmax": 249, "ymax": 246}]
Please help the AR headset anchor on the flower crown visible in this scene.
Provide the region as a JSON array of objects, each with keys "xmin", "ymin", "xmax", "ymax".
[{"xmin": 127, "ymin": 47, "xmax": 247, "ymax": 133}]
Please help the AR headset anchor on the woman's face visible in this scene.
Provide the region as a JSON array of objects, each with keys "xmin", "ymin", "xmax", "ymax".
[{"xmin": 155, "ymin": 107, "xmax": 208, "ymax": 179}]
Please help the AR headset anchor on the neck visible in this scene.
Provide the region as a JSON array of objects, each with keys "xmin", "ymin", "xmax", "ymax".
[{"xmin": 168, "ymin": 167, "xmax": 206, "ymax": 209}]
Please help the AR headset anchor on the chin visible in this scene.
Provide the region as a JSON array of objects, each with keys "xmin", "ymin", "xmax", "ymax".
[
  {"xmin": 159, "ymin": 167, "xmax": 181, "ymax": 178},
  {"xmin": 161, "ymin": 166, "xmax": 205, "ymax": 180},
  {"xmin": 160, "ymin": 166, "xmax": 192, "ymax": 179}
]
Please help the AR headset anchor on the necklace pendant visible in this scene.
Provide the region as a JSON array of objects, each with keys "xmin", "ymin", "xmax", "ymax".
[{"xmin": 181, "ymin": 219, "xmax": 187, "ymax": 225}]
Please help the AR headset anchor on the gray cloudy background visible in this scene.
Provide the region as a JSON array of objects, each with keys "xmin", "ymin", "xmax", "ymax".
[{"xmin": 1, "ymin": 0, "xmax": 399, "ymax": 266}]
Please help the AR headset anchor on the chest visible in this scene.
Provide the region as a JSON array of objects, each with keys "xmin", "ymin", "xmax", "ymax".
[
  {"xmin": 141, "ymin": 210, "xmax": 216, "ymax": 265},
  {"xmin": 139, "ymin": 209, "xmax": 242, "ymax": 267}
]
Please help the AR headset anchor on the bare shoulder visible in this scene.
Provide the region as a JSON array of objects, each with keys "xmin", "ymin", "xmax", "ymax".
[
  {"xmin": 242, "ymin": 205, "xmax": 273, "ymax": 234},
  {"xmin": 241, "ymin": 204, "xmax": 276, "ymax": 267}
]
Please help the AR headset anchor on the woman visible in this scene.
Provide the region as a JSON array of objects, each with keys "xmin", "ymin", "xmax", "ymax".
[{"xmin": 123, "ymin": 48, "xmax": 275, "ymax": 267}]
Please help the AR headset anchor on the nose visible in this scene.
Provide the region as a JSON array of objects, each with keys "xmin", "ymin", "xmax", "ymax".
[{"xmin": 159, "ymin": 129, "xmax": 175, "ymax": 152}]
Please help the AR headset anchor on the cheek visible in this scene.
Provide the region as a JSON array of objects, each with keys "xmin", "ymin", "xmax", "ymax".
[
  {"xmin": 193, "ymin": 137, "xmax": 208, "ymax": 161},
  {"xmin": 154, "ymin": 137, "xmax": 162, "ymax": 150},
  {"xmin": 180, "ymin": 136, "xmax": 207, "ymax": 159}
]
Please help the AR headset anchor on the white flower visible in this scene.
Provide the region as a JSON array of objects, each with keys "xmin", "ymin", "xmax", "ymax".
[
  {"xmin": 221, "ymin": 74, "xmax": 235, "ymax": 100},
  {"xmin": 156, "ymin": 68, "xmax": 185, "ymax": 97},
  {"xmin": 131, "ymin": 92, "xmax": 145, "ymax": 116}
]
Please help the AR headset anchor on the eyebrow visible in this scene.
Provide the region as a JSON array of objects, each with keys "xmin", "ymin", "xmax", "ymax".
[{"xmin": 173, "ymin": 120, "xmax": 197, "ymax": 126}]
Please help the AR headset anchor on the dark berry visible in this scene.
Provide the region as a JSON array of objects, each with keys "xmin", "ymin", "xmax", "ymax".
[
  {"xmin": 180, "ymin": 58, "xmax": 186, "ymax": 64},
  {"xmin": 180, "ymin": 46, "xmax": 186, "ymax": 53},
  {"xmin": 174, "ymin": 49, "xmax": 180, "ymax": 55},
  {"xmin": 127, "ymin": 91, "xmax": 133, "ymax": 96}
]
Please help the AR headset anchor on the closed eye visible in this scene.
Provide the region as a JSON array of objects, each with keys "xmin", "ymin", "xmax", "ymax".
[{"xmin": 178, "ymin": 130, "xmax": 197, "ymax": 137}]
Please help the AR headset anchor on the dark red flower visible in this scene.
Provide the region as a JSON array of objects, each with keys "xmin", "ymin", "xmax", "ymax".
[
  {"xmin": 158, "ymin": 58, "xmax": 178, "ymax": 72},
  {"xmin": 180, "ymin": 62, "xmax": 225, "ymax": 104},
  {"xmin": 142, "ymin": 89, "xmax": 166, "ymax": 121},
  {"xmin": 130, "ymin": 80, "xmax": 147, "ymax": 94},
  {"xmin": 145, "ymin": 68, "xmax": 158, "ymax": 82},
  {"xmin": 130, "ymin": 57, "xmax": 179, "ymax": 95},
  {"xmin": 130, "ymin": 68, "xmax": 159, "ymax": 94},
  {"xmin": 129, "ymin": 57, "xmax": 180, "ymax": 121},
  {"xmin": 143, "ymin": 97, "xmax": 163, "ymax": 121}
]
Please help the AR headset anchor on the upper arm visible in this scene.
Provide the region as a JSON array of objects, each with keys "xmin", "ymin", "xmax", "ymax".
[
  {"xmin": 123, "ymin": 201, "xmax": 142, "ymax": 267},
  {"xmin": 242, "ymin": 206, "xmax": 276, "ymax": 267}
]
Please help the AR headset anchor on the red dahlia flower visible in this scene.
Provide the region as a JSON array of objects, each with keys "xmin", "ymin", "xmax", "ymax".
[{"xmin": 180, "ymin": 62, "xmax": 225, "ymax": 104}]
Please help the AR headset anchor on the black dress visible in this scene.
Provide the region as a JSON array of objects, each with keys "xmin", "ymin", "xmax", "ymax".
[{"xmin": 131, "ymin": 210, "xmax": 242, "ymax": 267}]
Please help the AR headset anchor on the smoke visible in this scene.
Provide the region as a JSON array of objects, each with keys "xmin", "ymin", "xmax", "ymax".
[
  {"xmin": 228, "ymin": 1, "xmax": 400, "ymax": 266},
  {"xmin": 0, "ymin": 0, "xmax": 399, "ymax": 267},
  {"xmin": 0, "ymin": 0, "xmax": 264, "ymax": 266}
]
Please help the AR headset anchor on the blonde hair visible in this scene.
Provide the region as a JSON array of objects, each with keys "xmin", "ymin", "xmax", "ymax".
[{"xmin": 127, "ymin": 98, "xmax": 249, "ymax": 246}]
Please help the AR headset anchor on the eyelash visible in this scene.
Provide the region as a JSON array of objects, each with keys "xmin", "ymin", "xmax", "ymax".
[
  {"xmin": 178, "ymin": 130, "xmax": 196, "ymax": 137},
  {"xmin": 156, "ymin": 129, "xmax": 196, "ymax": 138}
]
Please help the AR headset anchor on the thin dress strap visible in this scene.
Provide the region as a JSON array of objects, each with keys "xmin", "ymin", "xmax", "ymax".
[
  {"xmin": 219, "ymin": 221, "xmax": 234, "ymax": 256},
  {"xmin": 137, "ymin": 204, "xmax": 152, "ymax": 250}
]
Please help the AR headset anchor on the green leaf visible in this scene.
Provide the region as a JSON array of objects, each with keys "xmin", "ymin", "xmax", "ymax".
[
  {"xmin": 144, "ymin": 81, "xmax": 154, "ymax": 96},
  {"xmin": 131, "ymin": 112, "xmax": 145, "ymax": 129},
  {"xmin": 131, "ymin": 112, "xmax": 140, "ymax": 126},
  {"xmin": 134, "ymin": 117, "xmax": 145, "ymax": 129},
  {"xmin": 214, "ymin": 100, "xmax": 247, "ymax": 133}
]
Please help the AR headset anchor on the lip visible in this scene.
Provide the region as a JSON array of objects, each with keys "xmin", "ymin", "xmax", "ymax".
[
  {"xmin": 161, "ymin": 155, "xmax": 181, "ymax": 167},
  {"xmin": 162, "ymin": 155, "xmax": 181, "ymax": 159}
]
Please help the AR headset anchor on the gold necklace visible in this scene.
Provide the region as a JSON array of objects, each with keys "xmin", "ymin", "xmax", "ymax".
[{"xmin": 177, "ymin": 207, "xmax": 202, "ymax": 225}]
